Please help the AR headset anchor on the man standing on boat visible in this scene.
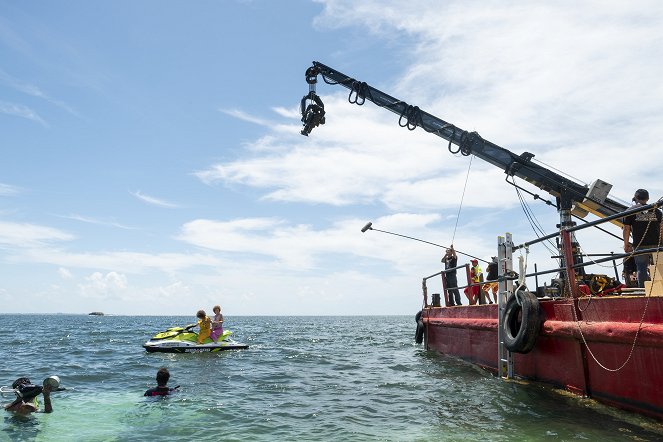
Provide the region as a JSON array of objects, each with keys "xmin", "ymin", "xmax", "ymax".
[
  {"xmin": 483, "ymin": 257, "xmax": 499, "ymax": 304},
  {"xmin": 622, "ymin": 188, "xmax": 663, "ymax": 288},
  {"xmin": 442, "ymin": 247, "xmax": 462, "ymax": 306},
  {"xmin": 466, "ymin": 259, "xmax": 484, "ymax": 304}
]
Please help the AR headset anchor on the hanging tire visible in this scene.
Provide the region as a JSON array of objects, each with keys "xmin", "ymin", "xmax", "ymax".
[
  {"xmin": 502, "ymin": 290, "xmax": 541, "ymax": 354},
  {"xmin": 415, "ymin": 310, "xmax": 425, "ymax": 344}
]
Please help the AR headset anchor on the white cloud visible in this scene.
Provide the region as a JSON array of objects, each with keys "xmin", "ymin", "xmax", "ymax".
[
  {"xmin": 202, "ymin": 0, "xmax": 663, "ymax": 211},
  {"xmin": 0, "ymin": 221, "xmax": 74, "ymax": 247},
  {"xmin": 0, "ymin": 68, "xmax": 80, "ymax": 116},
  {"xmin": 185, "ymin": 0, "xmax": 651, "ymax": 315},
  {"xmin": 219, "ymin": 108, "xmax": 272, "ymax": 126},
  {"xmin": 0, "ymin": 101, "xmax": 48, "ymax": 126},
  {"xmin": 2, "ymin": 2, "xmax": 658, "ymax": 316},
  {"xmin": 272, "ymin": 106, "xmax": 299, "ymax": 119},
  {"xmin": 198, "ymin": 95, "xmax": 484, "ymax": 207},
  {"xmin": 154, "ymin": 280, "xmax": 191, "ymax": 299},
  {"xmin": 58, "ymin": 213, "xmax": 137, "ymax": 230},
  {"xmin": 16, "ymin": 248, "xmax": 223, "ymax": 274},
  {"xmin": 130, "ymin": 190, "xmax": 180, "ymax": 208},
  {"xmin": 371, "ymin": 2, "xmax": 659, "ymax": 188},
  {"xmin": 78, "ymin": 271, "xmax": 128, "ymax": 299},
  {"xmin": 0, "ymin": 183, "xmax": 20, "ymax": 196},
  {"xmin": 175, "ymin": 213, "xmax": 481, "ymax": 272},
  {"xmin": 58, "ymin": 267, "xmax": 73, "ymax": 279}
]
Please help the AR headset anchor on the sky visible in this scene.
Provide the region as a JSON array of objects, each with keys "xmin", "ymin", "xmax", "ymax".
[{"xmin": 1, "ymin": 0, "xmax": 662, "ymax": 316}]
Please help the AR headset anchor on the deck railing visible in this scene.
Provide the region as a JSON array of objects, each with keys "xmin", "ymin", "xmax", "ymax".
[
  {"xmin": 422, "ymin": 198, "xmax": 662, "ymax": 306},
  {"xmin": 513, "ymin": 199, "xmax": 662, "ymax": 299},
  {"xmin": 422, "ymin": 263, "xmax": 500, "ymax": 307}
]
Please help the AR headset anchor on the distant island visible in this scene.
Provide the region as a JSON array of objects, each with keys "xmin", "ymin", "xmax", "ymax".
[{"xmin": 88, "ymin": 312, "xmax": 104, "ymax": 316}]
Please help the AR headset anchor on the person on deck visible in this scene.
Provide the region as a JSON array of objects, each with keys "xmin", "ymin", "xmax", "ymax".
[
  {"xmin": 623, "ymin": 188, "xmax": 663, "ymax": 288},
  {"xmin": 144, "ymin": 367, "xmax": 178, "ymax": 397},
  {"xmin": 483, "ymin": 257, "xmax": 499, "ymax": 304},
  {"xmin": 464, "ymin": 259, "xmax": 484, "ymax": 304},
  {"xmin": 3, "ymin": 377, "xmax": 53, "ymax": 414},
  {"xmin": 622, "ymin": 250, "xmax": 637, "ymax": 288},
  {"xmin": 442, "ymin": 247, "xmax": 462, "ymax": 306}
]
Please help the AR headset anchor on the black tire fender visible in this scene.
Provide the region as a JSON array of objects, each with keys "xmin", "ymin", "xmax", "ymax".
[
  {"xmin": 502, "ymin": 290, "xmax": 541, "ymax": 354},
  {"xmin": 415, "ymin": 310, "xmax": 425, "ymax": 344}
]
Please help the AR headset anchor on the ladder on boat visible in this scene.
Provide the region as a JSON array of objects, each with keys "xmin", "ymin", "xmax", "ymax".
[{"xmin": 498, "ymin": 234, "xmax": 515, "ymax": 378}]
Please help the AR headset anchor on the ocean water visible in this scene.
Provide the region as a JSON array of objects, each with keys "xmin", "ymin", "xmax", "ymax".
[{"xmin": 1, "ymin": 315, "xmax": 662, "ymax": 442}]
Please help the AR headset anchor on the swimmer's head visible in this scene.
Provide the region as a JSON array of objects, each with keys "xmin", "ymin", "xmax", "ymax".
[
  {"xmin": 12, "ymin": 378, "xmax": 42, "ymax": 401},
  {"xmin": 156, "ymin": 367, "xmax": 170, "ymax": 387}
]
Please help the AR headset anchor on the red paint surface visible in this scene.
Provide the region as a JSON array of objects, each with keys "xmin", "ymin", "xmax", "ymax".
[{"xmin": 422, "ymin": 296, "xmax": 663, "ymax": 420}]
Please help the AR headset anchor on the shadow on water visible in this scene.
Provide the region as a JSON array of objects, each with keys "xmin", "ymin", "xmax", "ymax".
[
  {"xmin": 2, "ymin": 414, "xmax": 41, "ymax": 442},
  {"xmin": 414, "ymin": 349, "xmax": 663, "ymax": 441}
]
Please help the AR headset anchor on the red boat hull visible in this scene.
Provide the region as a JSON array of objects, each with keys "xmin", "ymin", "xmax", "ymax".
[{"xmin": 422, "ymin": 296, "xmax": 663, "ymax": 420}]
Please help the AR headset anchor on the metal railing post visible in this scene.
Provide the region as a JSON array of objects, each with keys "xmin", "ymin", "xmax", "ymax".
[
  {"xmin": 498, "ymin": 233, "xmax": 514, "ymax": 379},
  {"xmin": 465, "ymin": 264, "xmax": 473, "ymax": 305},
  {"xmin": 422, "ymin": 279, "xmax": 428, "ymax": 308}
]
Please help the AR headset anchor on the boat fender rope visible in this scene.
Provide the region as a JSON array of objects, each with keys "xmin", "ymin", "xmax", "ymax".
[
  {"xmin": 568, "ymin": 217, "xmax": 662, "ymax": 372},
  {"xmin": 514, "ymin": 249, "xmax": 529, "ymax": 307}
]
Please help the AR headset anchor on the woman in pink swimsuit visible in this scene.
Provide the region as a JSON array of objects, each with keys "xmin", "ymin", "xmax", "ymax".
[{"xmin": 210, "ymin": 305, "xmax": 224, "ymax": 342}]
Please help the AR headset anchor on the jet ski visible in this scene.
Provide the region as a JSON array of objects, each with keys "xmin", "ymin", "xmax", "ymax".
[{"xmin": 143, "ymin": 324, "xmax": 249, "ymax": 353}]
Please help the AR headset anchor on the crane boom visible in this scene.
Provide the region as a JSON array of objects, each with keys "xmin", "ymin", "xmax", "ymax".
[{"xmin": 300, "ymin": 61, "xmax": 627, "ymax": 222}]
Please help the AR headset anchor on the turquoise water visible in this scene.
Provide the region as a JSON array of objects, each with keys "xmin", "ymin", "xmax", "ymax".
[{"xmin": 1, "ymin": 314, "xmax": 662, "ymax": 441}]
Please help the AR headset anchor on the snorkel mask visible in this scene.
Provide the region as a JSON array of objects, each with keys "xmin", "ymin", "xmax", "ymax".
[{"xmin": 12, "ymin": 377, "xmax": 43, "ymax": 402}]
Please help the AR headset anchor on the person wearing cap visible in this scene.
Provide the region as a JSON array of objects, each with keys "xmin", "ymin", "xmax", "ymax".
[
  {"xmin": 442, "ymin": 247, "xmax": 462, "ymax": 306},
  {"xmin": 623, "ymin": 188, "xmax": 663, "ymax": 288},
  {"xmin": 3, "ymin": 377, "xmax": 53, "ymax": 414},
  {"xmin": 483, "ymin": 257, "xmax": 499, "ymax": 303},
  {"xmin": 464, "ymin": 258, "xmax": 484, "ymax": 304}
]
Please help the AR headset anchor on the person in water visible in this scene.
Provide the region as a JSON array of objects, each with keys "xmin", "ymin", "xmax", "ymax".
[
  {"xmin": 195, "ymin": 309, "xmax": 212, "ymax": 344},
  {"xmin": 144, "ymin": 367, "xmax": 178, "ymax": 397},
  {"xmin": 4, "ymin": 377, "xmax": 53, "ymax": 414},
  {"xmin": 210, "ymin": 305, "xmax": 224, "ymax": 342}
]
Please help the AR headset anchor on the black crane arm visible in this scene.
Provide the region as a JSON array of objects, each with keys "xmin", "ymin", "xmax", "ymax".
[{"xmin": 300, "ymin": 61, "xmax": 627, "ymax": 221}]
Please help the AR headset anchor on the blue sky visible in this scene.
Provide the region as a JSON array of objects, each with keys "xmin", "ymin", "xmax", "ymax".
[{"xmin": 2, "ymin": 0, "xmax": 662, "ymax": 316}]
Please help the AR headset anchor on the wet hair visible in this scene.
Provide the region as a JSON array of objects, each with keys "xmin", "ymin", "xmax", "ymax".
[
  {"xmin": 156, "ymin": 367, "xmax": 170, "ymax": 386},
  {"xmin": 196, "ymin": 309, "xmax": 206, "ymax": 319},
  {"xmin": 213, "ymin": 305, "xmax": 221, "ymax": 312}
]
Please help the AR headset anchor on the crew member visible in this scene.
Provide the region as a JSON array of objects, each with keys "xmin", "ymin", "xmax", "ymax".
[
  {"xmin": 622, "ymin": 249, "xmax": 637, "ymax": 288},
  {"xmin": 442, "ymin": 247, "xmax": 462, "ymax": 306},
  {"xmin": 464, "ymin": 259, "xmax": 484, "ymax": 304},
  {"xmin": 483, "ymin": 257, "xmax": 499, "ymax": 304},
  {"xmin": 623, "ymin": 189, "xmax": 663, "ymax": 288}
]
